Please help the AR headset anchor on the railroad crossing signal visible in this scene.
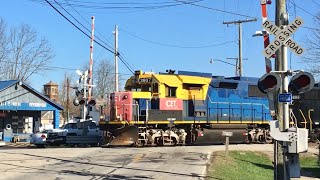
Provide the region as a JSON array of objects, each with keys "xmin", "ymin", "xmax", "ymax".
[
  {"xmin": 262, "ymin": 17, "xmax": 304, "ymax": 58},
  {"xmin": 258, "ymin": 71, "xmax": 315, "ymax": 95}
]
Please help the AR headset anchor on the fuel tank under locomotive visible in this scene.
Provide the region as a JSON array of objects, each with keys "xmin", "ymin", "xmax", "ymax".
[{"xmin": 194, "ymin": 124, "xmax": 248, "ymax": 145}]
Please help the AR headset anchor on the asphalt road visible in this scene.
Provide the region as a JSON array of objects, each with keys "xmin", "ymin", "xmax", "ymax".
[{"xmin": 0, "ymin": 144, "xmax": 318, "ymax": 180}]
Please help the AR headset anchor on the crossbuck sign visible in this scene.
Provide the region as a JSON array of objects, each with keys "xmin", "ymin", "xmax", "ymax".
[{"xmin": 262, "ymin": 17, "xmax": 304, "ymax": 58}]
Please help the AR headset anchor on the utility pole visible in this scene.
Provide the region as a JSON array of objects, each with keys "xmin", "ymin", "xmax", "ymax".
[
  {"xmin": 226, "ymin": 57, "xmax": 248, "ymax": 76},
  {"xmin": 223, "ymin": 18, "xmax": 257, "ymax": 76},
  {"xmin": 114, "ymin": 25, "xmax": 119, "ymax": 92},
  {"xmin": 275, "ymin": 0, "xmax": 288, "ymax": 179},
  {"xmin": 226, "ymin": 57, "xmax": 239, "ymax": 76}
]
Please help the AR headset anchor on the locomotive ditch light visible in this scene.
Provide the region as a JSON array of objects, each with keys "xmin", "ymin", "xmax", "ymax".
[
  {"xmin": 258, "ymin": 72, "xmax": 281, "ymax": 94},
  {"xmin": 289, "ymin": 71, "xmax": 315, "ymax": 94}
]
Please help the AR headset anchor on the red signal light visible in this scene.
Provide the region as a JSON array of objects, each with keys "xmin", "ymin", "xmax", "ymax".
[
  {"xmin": 295, "ymin": 75, "xmax": 310, "ymax": 87},
  {"xmin": 258, "ymin": 73, "xmax": 280, "ymax": 94},
  {"xmin": 263, "ymin": 75, "xmax": 278, "ymax": 88},
  {"xmin": 289, "ymin": 72, "xmax": 315, "ymax": 94}
]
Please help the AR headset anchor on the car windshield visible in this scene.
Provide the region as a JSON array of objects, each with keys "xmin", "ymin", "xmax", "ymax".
[{"xmin": 63, "ymin": 123, "xmax": 77, "ymax": 129}]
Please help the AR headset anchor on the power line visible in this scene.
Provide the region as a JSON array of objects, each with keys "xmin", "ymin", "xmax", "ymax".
[
  {"xmin": 289, "ymin": 0, "xmax": 320, "ymax": 20},
  {"xmin": 175, "ymin": 0, "xmax": 258, "ymax": 19},
  {"xmin": 61, "ymin": 0, "xmax": 189, "ymax": 5},
  {"xmin": 0, "ymin": 60, "xmax": 77, "ymax": 71},
  {"xmin": 62, "ymin": 0, "xmax": 115, "ymax": 50},
  {"xmin": 312, "ymin": 0, "xmax": 320, "ymax": 7},
  {"xmin": 53, "ymin": 0, "xmax": 91, "ymax": 33},
  {"xmin": 36, "ymin": 0, "xmax": 204, "ymax": 10},
  {"xmin": 118, "ymin": 53, "xmax": 135, "ymax": 72},
  {"xmin": 44, "ymin": 0, "xmax": 137, "ymax": 75},
  {"xmin": 118, "ymin": 55, "xmax": 134, "ymax": 74},
  {"xmin": 44, "ymin": 0, "xmax": 115, "ymax": 54},
  {"xmin": 120, "ymin": 28, "xmax": 235, "ymax": 48}
]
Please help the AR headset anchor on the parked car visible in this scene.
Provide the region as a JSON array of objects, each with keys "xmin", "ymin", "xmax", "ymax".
[{"xmin": 30, "ymin": 130, "xmax": 50, "ymax": 148}]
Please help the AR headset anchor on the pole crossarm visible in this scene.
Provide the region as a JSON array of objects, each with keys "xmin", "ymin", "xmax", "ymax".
[
  {"xmin": 223, "ymin": 18, "xmax": 257, "ymax": 77},
  {"xmin": 223, "ymin": 18, "xmax": 258, "ymax": 25}
]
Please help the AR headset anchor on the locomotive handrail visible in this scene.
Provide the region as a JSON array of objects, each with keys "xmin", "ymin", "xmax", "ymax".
[
  {"xmin": 308, "ymin": 109, "xmax": 314, "ymax": 131},
  {"xmin": 289, "ymin": 109, "xmax": 297, "ymax": 127},
  {"xmin": 299, "ymin": 109, "xmax": 307, "ymax": 129}
]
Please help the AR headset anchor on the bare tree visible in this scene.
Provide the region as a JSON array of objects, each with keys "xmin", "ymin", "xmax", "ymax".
[
  {"xmin": 0, "ymin": 18, "xmax": 54, "ymax": 81},
  {"xmin": 94, "ymin": 59, "xmax": 115, "ymax": 98},
  {"xmin": 0, "ymin": 18, "xmax": 8, "ymax": 75},
  {"xmin": 303, "ymin": 13, "xmax": 320, "ymax": 79},
  {"xmin": 59, "ymin": 73, "xmax": 80, "ymax": 121},
  {"xmin": 81, "ymin": 58, "xmax": 116, "ymax": 98}
]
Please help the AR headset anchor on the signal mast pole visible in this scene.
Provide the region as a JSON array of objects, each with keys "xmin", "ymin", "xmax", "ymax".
[
  {"xmin": 114, "ymin": 25, "xmax": 119, "ymax": 92},
  {"xmin": 88, "ymin": 16, "xmax": 95, "ymax": 101},
  {"xmin": 223, "ymin": 18, "xmax": 257, "ymax": 76}
]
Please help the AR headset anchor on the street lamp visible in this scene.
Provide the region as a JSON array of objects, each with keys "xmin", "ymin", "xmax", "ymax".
[
  {"xmin": 210, "ymin": 58, "xmax": 239, "ymax": 76},
  {"xmin": 252, "ymin": 30, "xmax": 269, "ymax": 37}
]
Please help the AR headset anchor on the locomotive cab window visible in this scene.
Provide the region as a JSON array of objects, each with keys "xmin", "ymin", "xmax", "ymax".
[
  {"xmin": 141, "ymin": 85, "xmax": 151, "ymax": 92},
  {"xmin": 218, "ymin": 82, "xmax": 238, "ymax": 89},
  {"xmin": 165, "ymin": 85, "xmax": 177, "ymax": 97},
  {"xmin": 152, "ymin": 83, "xmax": 159, "ymax": 93}
]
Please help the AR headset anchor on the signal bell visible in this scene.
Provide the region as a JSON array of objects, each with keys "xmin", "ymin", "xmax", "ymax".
[
  {"xmin": 73, "ymin": 98, "xmax": 80, "ymax": 106},
  {"xmin": 258, "ymin": 72, "xmax": 281, "ymax": 94},
  {"xmin": 289, "ymin": 71, "xmax": 315, "ymax": 94}
]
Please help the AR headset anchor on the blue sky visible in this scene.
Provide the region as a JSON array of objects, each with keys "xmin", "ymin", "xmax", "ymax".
[{"xmin": 0, "ymin": 0, "xmax": 318, "ymax": 91}]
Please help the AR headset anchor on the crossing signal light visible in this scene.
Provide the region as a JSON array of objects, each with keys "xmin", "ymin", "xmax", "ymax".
[
  {"xmin": 88, "ymin": 99, "xmax": 96, "ymax": 106},
  {"xmin": 258, "ymin": 72, "xmax": 281, "ymax": 93},
  {"xmin": 79, "ymin": 98, "xmax": 86, "ymax": 105},
  {"xmin": 289, "ymin": 72, "xmax": 315, "ymax": 94}
]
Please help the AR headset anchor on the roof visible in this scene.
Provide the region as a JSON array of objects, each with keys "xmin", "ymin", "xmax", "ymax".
[
  {"xmin": 178, "ymin": 75, "xmax": 212, "ymax": 85},
  {"xmin": 153, "ymin": 74, "xmax": 181, "ymax": 87},
  {"xmin": 0, "ymin": 80, "xmax": 19, "ymax": 91},
  {"xmin": 178, "ymin": 70, "xmax": 212, "ymax": 78},
  {"xmin": 0, "ymin": 80, "xmax": 63, "ymax": 110},
  {"xmin": 43, "ymin": 81, "xmax": 58, "ymax": 86}
]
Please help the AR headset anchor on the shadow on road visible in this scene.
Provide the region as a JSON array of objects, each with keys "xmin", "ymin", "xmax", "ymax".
[{"xmin": 1, "ymin": 151, "xmax": 205, "ymax": 179}]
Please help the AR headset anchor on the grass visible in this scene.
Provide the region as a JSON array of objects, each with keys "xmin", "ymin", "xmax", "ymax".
[
  {"xmin": 300, "ymin": 154, "xmax": 320, "ymax": 178},
  {"xmin": 206, "ymin": 151, "xmax": 320, "ymax": 180},
  {"xmin": 206, "ymin": 151, "xmax": 273, "ymax": 180}
]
